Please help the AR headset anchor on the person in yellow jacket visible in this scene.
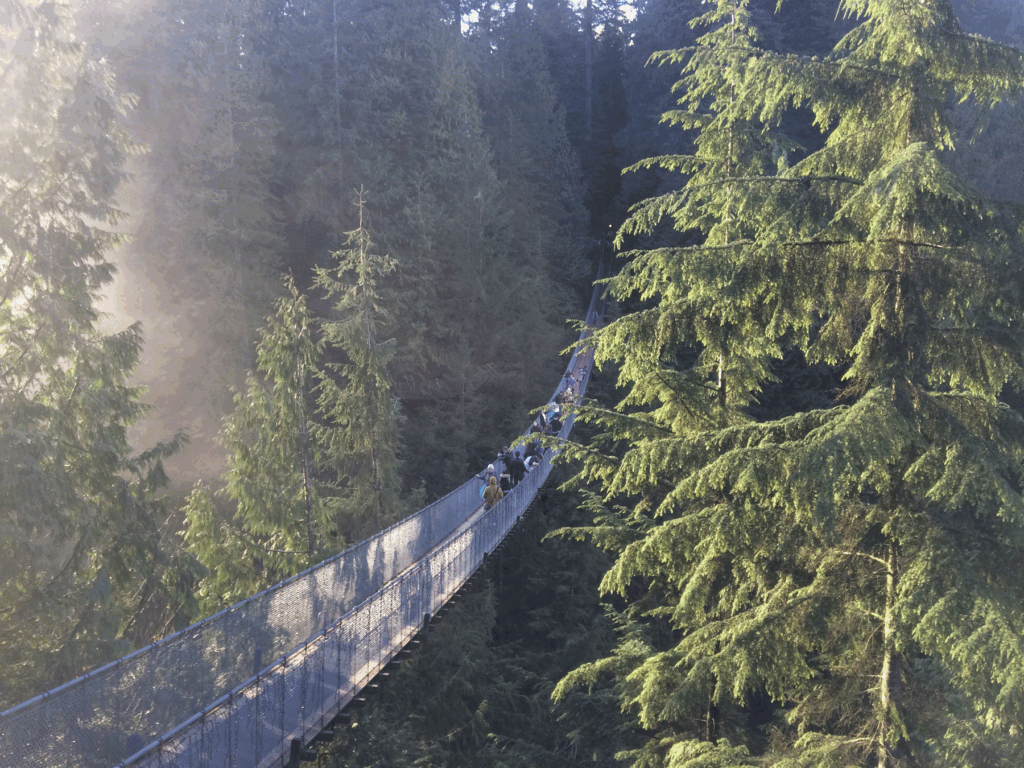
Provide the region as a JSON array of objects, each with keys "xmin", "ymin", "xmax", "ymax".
[{"xmin": 483, "ymin": 475, "xmax": 503, "ymax": 509}]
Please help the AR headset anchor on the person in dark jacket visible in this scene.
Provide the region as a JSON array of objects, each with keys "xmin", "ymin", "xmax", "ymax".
[
  {"xmin": 508, "ymin": 450, "xmax": 527, "ymax": 486},
  {"xmin": 496, "ymin": 448, "xmax": 512, "ymax": 477},
  {"xmin": 549, "ymin": 411, "xmax": 563, "ymax": 434},
  {"xmin": 524, "ymin": 438, "xmax": 542, "ymax": 461}
]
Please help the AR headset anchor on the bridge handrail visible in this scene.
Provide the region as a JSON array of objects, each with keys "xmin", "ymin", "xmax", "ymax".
[
  {"xmin": 0, "ymin": 260, "xmax": 607, "ymax": 768},
  {"xmin": 124, "ymin": 433, "xmax": 563, "ymax": 768}
]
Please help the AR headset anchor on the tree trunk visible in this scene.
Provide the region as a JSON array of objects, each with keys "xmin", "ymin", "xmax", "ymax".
[
  {"xmin": 480, "ymin": 1, "xmax": 491, "ymax": 44},
  {"xmin": 298, "ymin": 352, "xmax": 315, "ymax": 561},
  {"xmin": 223, "ymin": 7, "xmax": 252, "ymax": 369},
  {"xmin": 333, "ymin": 0, "xmax": 343, "ymax": 229},
  {"xmin": 717, "ymin": 354, "xmax": 727, "ymax": 414},
  {"xmin": 877, "ymin": 539, "xmax": 902, "ymax": 768},
  {"xmin": 704, "ymin": 695, "xmax": 719, "ymax": 742},
  {"xmin": 585, "ymin": 0, "xmax": 593, "ymax": 141}
]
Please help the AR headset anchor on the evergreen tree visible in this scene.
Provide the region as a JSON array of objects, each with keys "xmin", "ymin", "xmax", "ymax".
[
  {"xmin": 265, "ymin": 0, "xmax": 583, "ymax": 496},
  {"xmin": 183, "ymin": 278, "xmax": 338, "ymax": 613},
  {"xmin": 261, "ymin": 0, "xmax": 361, "ymax": 236},
  {"xmin": 0, "ymin": 0, "xmax": 191, "ymax": 706},
  {"xmin": 583, "ymin": 16, "xmax": 629, "ymax": 232},
  {"xmin": 154, "ymin": 0, "xmax": 284, "ymax": 368},
  {"xmin": 557, "ymin": 0, "xmax": 1024, "ymax": 766},
  {"xmin": 316, "ymin": 194, "xmax": 405, "ymax": 538},
  {"xmin": 475, "ymin": 5, "xmax": 590, "ymax": 362}
]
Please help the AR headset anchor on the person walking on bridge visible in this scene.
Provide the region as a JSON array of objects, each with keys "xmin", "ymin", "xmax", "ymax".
[
  {"xmin": 483, "ymin": 476, "xmax": 503, "ymax": 509},
  {"xmin": 508, "ymin": 450, "xmax": 527, "ymax": 486}
]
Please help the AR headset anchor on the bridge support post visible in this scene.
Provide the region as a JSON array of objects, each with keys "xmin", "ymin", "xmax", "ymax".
[
  {"xmin": 331, "ymin": 711, "xmax": 351, "ymax": 728},
  {"xmin": 289, "ymin": 738, "xmax": 317, "ymax": 766}
]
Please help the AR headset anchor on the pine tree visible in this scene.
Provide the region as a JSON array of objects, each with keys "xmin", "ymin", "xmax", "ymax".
[
  {"xmin": 316, "ymin": 194, "xmax": 405, "ymax": 538},
  {"xmin": 264, "ymin": 0, "xmax": 580, "ymax": 496},
  {"xmin": 160, "ymin": 0, "xmax": 283, "ymax": 369},
  {"xmin": 182, "ymin": 278, "xmax": 338, "ymax": 612},
  {"xmin": 0, "ymin": 0, "xmax": 191, "ymax": 706},
  {"xmin": 556, "ymin": 0, "xmax": 1024, "ymax": 765}
]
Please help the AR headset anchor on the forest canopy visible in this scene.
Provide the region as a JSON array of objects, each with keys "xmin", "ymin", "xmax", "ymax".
[{"xmin": 3, "ymin": 1, "xmax": 1024, "ymax": 767}]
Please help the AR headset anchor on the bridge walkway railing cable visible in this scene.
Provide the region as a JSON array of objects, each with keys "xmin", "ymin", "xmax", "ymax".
[{"xmin": 0, "ymin": 262, "xmax": 607, "ymax": 768}]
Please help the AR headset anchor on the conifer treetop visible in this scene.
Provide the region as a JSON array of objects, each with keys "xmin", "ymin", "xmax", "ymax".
[{"xmin": 557, "ymin": 0, "xmax": 1024, "ymax": 764}]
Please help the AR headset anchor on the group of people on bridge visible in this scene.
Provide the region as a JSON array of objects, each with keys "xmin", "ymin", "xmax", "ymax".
[{"xmin": 475, "ymin": 368, "xmax": 587, "ymax": 510}]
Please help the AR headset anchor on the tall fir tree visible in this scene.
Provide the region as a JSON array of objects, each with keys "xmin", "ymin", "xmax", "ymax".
[
  {"xmin": 556, "ymin": 0, "xmax": 1024, "ymax": 766},
  {"xmin": 316, "ymin": 194, "xmax": 405, "ymax": 538},
  {"xmin": 0, "ymin": 0, "xmax": 191, "ymax": 707},
  {"xmin": 182, "ymin": 278, "xmax": 338, "ymax": 613}
]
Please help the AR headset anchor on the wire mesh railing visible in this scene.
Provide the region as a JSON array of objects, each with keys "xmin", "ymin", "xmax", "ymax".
[
  {"xmin": 0, "ymin": 471, "xmax": 487, "ymax": 768},
  {"xmin": 0, "ymin": 262, "xmax": 606, "ymax": 768},
  {"xmin": 124, "ymin": 442, "xmax": 558, "ymax": 768}
]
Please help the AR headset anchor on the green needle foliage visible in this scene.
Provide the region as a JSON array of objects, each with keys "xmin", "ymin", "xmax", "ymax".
[
  {"xmin": 316, "ymin": 192, "xmax": 406, "ymax": 539},
  {"xmin": 0, "ymin": 0, "xmax": 190, "ymax": 705},
  {"xmin": 182, "ymin": 194, "xmax": 410, "ymax": 613},
  {"xmin": 183, "ymin": 278, "xmax": 339, "ymax": 613},
  {"xmin": 555, "ymin": 0, "xmax": 1024, "ymax": 766}
]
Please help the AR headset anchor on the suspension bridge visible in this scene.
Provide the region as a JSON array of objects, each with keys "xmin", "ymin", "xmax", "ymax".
[{"xmin": 0, "ymin": 268, "xmax": 606, "ymax": 768}]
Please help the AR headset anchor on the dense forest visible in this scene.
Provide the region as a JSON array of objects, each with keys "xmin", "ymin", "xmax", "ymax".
[{"xmin": 3, "ymin": 0, "xmax": 1024, "ymax": 766}]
